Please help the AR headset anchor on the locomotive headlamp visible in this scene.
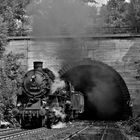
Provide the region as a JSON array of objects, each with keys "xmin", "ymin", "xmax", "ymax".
[
  {"xmin": 30, "ymin": 75, "xmax": 36, "ymax": 82},
  {"xmin": 32, "ymin": 75, "xmax": 36, "ymax": 79},
  {"xmin": 17, "ymin": 102, "xmax": 21, "ymax": 107}
]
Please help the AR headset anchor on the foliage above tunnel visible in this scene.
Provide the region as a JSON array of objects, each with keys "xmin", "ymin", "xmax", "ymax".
[
  {"xmin": 99, "ymin": 0, "xmax": 140, "ymax": 33},
  {"xmin": 0, "ymin": 0, "xmax": 31, "ymax": 36}
]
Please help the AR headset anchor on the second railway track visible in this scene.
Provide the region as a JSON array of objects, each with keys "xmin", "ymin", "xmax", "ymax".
[
  {"xmin": 72, "ymin": 122, "xmax": 129, "ymax": 140},
  {"xmin": 0, "ymin": 128, "xmax": 21, "ymax": 135},
  {"xmin": 0, "ymin": 127, "xmax": 45, "ymax": 140}
]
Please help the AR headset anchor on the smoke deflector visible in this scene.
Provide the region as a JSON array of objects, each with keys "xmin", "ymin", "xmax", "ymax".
[{"xmin": 59, "ymin": 59, "xmax": 132, "ymax": 120}]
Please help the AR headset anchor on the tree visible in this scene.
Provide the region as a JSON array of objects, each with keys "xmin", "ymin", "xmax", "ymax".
[
  {"xmin": 0, "ymin": 0, "xmax": 31, "ymax": 36},
  {"xmin": 126, "ymin": 0, "xmax": 140, "ymax": 32},
  {"xmin": 98, "ymin": 0, "xmax": 130, "ymax": 33},
  {"xmin": 0, "ymin": 0, "xmax": 29, "ymax": 123},
  {"xmin": 13, "ymin": 0, "xmax": 31, "ymax": 36},
  {"xmin": 0, "ymin": 17, "xmax": 7, "ymax": 57},
  {"xmin": 106, "ymin": 0, "xmax": 127, "ymax": 27}
]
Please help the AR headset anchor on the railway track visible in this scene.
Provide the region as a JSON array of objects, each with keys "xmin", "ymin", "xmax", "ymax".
[
  {"xmin": 99, "ymin": 122, "xmax": 128, "ymax": 140},
  {"xmin": 0, "ymin": 121, "xmax": 135, "ymax": 140},
  {"xmin": 0, "ymin": 128, "xmax": 20, "ymax": 133},
  {"xmin": 1, "ymin": 122, "xmax": 86, "ymax": 140},
  {"xmin": 45, "ymin": 121, "xmax": 130, "ymax": 140},
  {"xmin": 0, "ymin": 128, "xmax": 21, "ymax": 137},
  {"xmin": 42, "ymin": 124, "xmax": 89, "ymax": 140}
]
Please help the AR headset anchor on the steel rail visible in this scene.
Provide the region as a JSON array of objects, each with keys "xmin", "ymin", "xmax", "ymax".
[
  {"xmin": 63, "ymin": 126, "xmax": 89, "ymax": 140},
  {"xmin": 100, "ymin": 122, "xmax": 129, "ymax": 140},
  {"xmin": 41, "ymin": 128, "xmax": 76, "ymax": 140},
  {"xmin": 115, "ymin": 122, "xmax": 130, "ymax": 140},
  {"xmin": 100, "ymin": 125, "xmax": 108, "ymax": 140},
  {"xmin": 0, "ymin": 128, "xmax": 21, "ymax": 134},
  {"xmin": 41, "ymin": 122, "xmax": 89, "ymax": 140},
  {"xmin": 0, "ymin": 127, "xmax": 45, "ymax": 140}
]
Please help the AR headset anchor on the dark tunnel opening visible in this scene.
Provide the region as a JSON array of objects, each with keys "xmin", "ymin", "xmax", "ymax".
[{"xmin": 59, "ymin": 60, "xmax": 132, "ymax": 121}]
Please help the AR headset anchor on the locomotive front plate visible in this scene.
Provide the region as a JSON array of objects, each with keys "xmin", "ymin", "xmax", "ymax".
[{"xmin": 23, "ymin": 69, "xmax": 50, "ymax": 97}]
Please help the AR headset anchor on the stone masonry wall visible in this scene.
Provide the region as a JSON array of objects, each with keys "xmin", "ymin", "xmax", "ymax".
[{"xmin": 6, "ymin": 37, "xmax": 140, "ymax": 105}]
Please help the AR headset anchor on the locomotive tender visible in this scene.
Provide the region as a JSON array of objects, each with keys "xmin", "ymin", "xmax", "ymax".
[{"xmin": 15, "ymin": 61, "xmax": 84, "ymax": 128}]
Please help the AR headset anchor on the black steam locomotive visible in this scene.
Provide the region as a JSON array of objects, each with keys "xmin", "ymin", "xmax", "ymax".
[{"xmin": 15, "ymin": 61, "xmax": 84, "ymax": 128}]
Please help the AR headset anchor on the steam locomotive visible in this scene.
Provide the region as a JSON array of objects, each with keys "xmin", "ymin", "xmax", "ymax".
[{"xmin": 15, "ymin": 61, "xmax": 84, "ymax": 128}]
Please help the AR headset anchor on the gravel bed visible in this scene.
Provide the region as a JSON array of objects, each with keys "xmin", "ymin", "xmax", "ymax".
[{"xmin": 116, "ymin": 122, "xmax": 140, "ymax": 140}]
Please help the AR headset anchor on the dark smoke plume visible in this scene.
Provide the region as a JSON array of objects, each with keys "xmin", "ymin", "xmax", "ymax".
[
  {"xmin": 62, "ymin": 64, "xmax": 127, "ymax": 120},
  {"xmin": 27, "ymin": 0, "xmax": 97, "ymax": 37},
  {"xmin": 27, "ymin": 0, "xmax": 98, "ymax": 66},
  {"xmin": 26, "ymin": 0, "xmax": 130, "ymax": 120}
]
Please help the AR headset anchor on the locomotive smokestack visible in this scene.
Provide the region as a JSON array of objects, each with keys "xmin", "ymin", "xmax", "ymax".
[{"xmin": 33, "ymin": 61, "xmax": 43, "ymax": 70}]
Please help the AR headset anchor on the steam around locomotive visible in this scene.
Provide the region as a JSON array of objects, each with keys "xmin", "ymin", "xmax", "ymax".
[{"xmin": 15, "ymin": 61, "xmax": 84, "ymax": 128}]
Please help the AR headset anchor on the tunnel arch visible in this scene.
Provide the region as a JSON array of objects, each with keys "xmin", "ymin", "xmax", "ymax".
[{"xmin": 59, "ymin": 58, "xmax": 132, "ymax": 120}]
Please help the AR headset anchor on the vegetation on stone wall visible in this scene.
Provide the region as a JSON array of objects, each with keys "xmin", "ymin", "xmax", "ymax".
[
  {"xmin": 0, "ymin": 0, "xmax": 29, "ymax": 125},
  {"xmin": 0, "ymin": 52, "xmax": 25, "ymax": 124},
  {"xmin": 0, "ymin": 17, "xmax": 7, "ymax": 58},
  {"xmin": 0, "ymin": 0, "xmax": 31, "ymax": 56}
]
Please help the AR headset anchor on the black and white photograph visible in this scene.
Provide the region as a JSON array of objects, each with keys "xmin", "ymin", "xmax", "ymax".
[{"xmin": 0, "ymin": 0, "xmax": 139, "ymax": 139}]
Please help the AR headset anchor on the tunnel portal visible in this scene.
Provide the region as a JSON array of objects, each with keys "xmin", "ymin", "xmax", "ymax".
[{"xmin": 59, "ymin": 59, "xmax": 132, "ymax": 120}]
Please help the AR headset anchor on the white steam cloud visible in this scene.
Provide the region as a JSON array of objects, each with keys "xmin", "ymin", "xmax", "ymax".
[
  {"xmin": 50, "ymin": 71, "xmax": 66, "ymax": 94},
  {"xmin": 51, "ymin": 78, "xmax": 66, "ymax": 94}
]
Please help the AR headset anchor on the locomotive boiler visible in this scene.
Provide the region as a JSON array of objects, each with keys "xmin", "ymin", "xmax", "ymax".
[{"xmin": 15, "ymin": 61, "xmax": 84, "ymax": 128}]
